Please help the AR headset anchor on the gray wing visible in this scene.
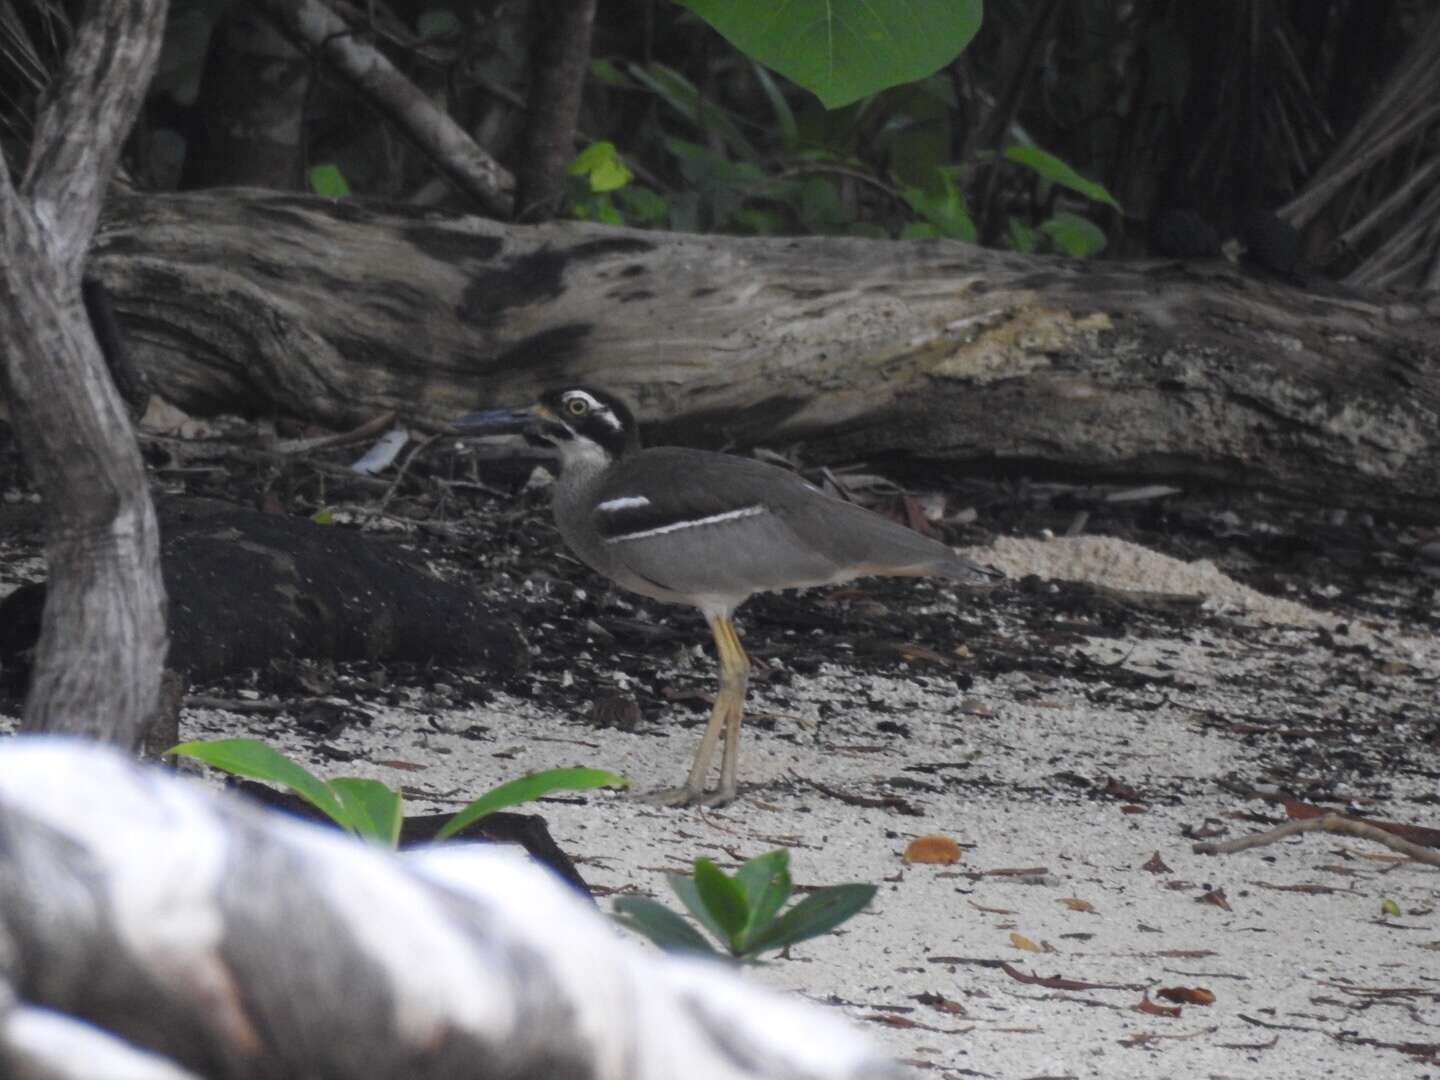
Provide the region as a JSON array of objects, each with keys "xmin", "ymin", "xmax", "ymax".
[{"xmin": 592, "ymin": 448, "xmax": 994, "ymax": 600}]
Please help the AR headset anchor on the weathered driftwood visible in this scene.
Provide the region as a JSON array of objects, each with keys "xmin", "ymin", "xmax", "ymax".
[
  {"xmin": 0, "ymin": 740, "xmax": 901, "ymax": 1080},
  {"xmin": 90, "ymin": 189, "xmax": 1440, "ymax": 521}
]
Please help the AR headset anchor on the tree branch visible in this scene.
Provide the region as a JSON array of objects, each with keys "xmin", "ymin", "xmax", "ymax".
[{"xmin": 252, "ymin": 0, "xmax": 515, "ymax": 217}]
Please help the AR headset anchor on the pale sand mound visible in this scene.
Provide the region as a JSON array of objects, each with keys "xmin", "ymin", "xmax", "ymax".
[{"xmin": 967, "ymin": 534, "xmax": 1334, "ymax": 628}]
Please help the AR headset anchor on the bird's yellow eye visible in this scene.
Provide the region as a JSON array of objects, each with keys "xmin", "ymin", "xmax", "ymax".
[{"xmin": 565, "ymin": 397, "xmax": 589, "ymax": 416}]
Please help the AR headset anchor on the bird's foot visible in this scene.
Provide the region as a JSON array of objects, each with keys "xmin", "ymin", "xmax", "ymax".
[{"xmin": 636, "ymin": 784, "xmax": 736, "ymax": 809}]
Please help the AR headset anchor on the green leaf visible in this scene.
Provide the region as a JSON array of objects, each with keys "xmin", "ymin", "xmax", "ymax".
[
  {"xmin": 306, "ymin": 163, "xmax": 350, "ymax": 199},
  {"xmin": 690, "ymin": 859, "xmax": 750, "ymax": 948},
  {"xmin": 1039, "ymin": 212, "xmax": 1108, "ymax": 258},
  {"xmin": 167, "ymin": 738, "xmax": 346, "ymax": 828},
  {"xmin": 1380, "ymin": 898, "xmax": 1402, "ymax": 917},
  {"xmin": 1006, "ymin": 216, "xmax": 1037, "ymax": 253},
  {"xmin": 568, "ymin": 141, "xmax": 633, "ymax": 193},
  {"xmin": 903, "ymin": 172, "xmax": 975, "ymax": 241},
  {"xmin": 616, "ymin": 186, "xmax": 670, "ymax": 226},
  {"xmin": 745, "ymin": 883, "xmax": 877, "ymax": 955},
  {"xmin": 1002, "ymin": 145, "xmax": 1120, "ymax": 210},
  {"xmin": 434, "ymin": 767, "xmax": 626, "ymax": 842},
  {"xmin": 612, "ymin": 897, "xmax": 722, "ymax": 957},
  {"xmin": 311, "ymin": 508, "xmax": 333, "ymax": 525},
  {"xmin": 734, "ymin": 850, "xmax": 792, "ymax": 947},
  {"xmin": 676, "ymin": 0, "xmax": 982, "ymax": 110},
  {"xmin": 590, "ymin": 57, "xmax": 631, "ymax": 87},
  {"xmin": 330, "ymin": 777, "xmax": 404, "ymax": 847},
  {"xmin": 669, "ymin": 870, "xmax": 733, "ymax": 946}
]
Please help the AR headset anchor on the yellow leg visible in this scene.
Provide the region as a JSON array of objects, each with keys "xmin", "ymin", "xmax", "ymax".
[
  {"xmin": 641, "ymin": 613, "xmax": 750, "ymax": 808},
  {"xmin": 712, "ymin": 616, "xmax": 749, "ymax": 803}
]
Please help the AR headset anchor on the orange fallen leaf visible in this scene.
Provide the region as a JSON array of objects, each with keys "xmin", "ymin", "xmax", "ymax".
[
  {"xmin": 1009, "ymin": 932, "xmax": 1045, "ymax": 953},
  {"xmin": 1157, "ymin": 986, "xmax": 1216, "ymax": 1006},
  {"xmin": 904, "ymin": 834, "xmax": 963, "ymax": 865},
  {"xmin": 1059, "ymin": 897, "xmax": 1097, "ymax": 913},
  {"xmin": 1135, "ymin": 995, "xmax": 1182, "ymax": 1018}
]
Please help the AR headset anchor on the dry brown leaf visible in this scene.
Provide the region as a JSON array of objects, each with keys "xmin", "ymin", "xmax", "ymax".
[
  {"xmin": 1135, "ymin": 995, "xmax": 1182, "ymax": 1018},
  {"xmin": 912, "ymin": 991, "xmax": 968, "ymax": 1016},
  {"xmin": 1059, "ymin": 897, "xmax": 1097, "ymax": 913},
  {"xmin": 1197, "ymin": 888, "xmax": 1233, "ymax": 911},
  {"xmin": 1009, "ymin": 932, "xmax": 1045, "ymax": 953},
  {"xmin": 1141, "ymin": 851, "xmax": 1172, "ymax": 874},
  {"xmin": 904, "ymin": 834, "xmax": 963, "ymax": 865},
  {"xmin": 1157, "ymin": 986, "xmax": 1216, "ymax": 1006}
]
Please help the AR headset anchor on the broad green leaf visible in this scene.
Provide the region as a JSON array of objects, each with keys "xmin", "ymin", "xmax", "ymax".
[
  {"xmin": 1003, "ymin": 145, "xmax": 1120, "ymax": 210},
  {"xmin": 593, "ymin": 200, "xmax": 624, "ymax": 226},
  {"xmin": 330, "ymin": 777, "xmax": 404, "ymax": 846},
  {"xmin": 1039, "ymin": 212, "xmax": 1108, "ymax": 258},
  {"xmin": 167, "ymin": 738, "xmax": 346, "ymax": 827},
  {"xmin": 434, "ymin": 767, "xmax": 626, "ymax": 842},
  {"xmin": 676, "ymin": 0, "xmax": 982, "ymax": 110},
  {"xmin": 734, "ymin": 850, "xmax": 792, "ymax": 946},
  {"xmin": 311, "ymin": 508, "xmax": 334, "ymax": 525},
  {"xmin": 669, "ymin": 871, "xmax": 733, "ymax": 946},
  {"xmin": 746, "ymin": 883, "xmax": 877, "ymax": 955},
  {"xmin": 612, "ymin": 897, "xmax": 721, "ymax": 957},
  {"xmin": 568, "ymin": 141, "xmax": 633, "ymax": 193},
  {"xmin": 903, "ymin": 173, "xmax": 975, "ymax": 241},
  {"xmin": 617, "ymin": 186, "xmax": 670, "ymax": 226},
  {"xmin": 691, "ymin": 859, "xmax": 750, "ymax": 947},
  {"xmin": 307, "ymin": 163, "xmax": 350, "ymax": 199},
  {"xmin": 1380, "ymin": 898, "xmax": 1402, "ymax": 917}
]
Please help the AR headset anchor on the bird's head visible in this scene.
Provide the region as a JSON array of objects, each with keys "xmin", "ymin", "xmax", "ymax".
[{"xmin": 453, "ymin": 386, "xmax": 640, "ymax": 468}]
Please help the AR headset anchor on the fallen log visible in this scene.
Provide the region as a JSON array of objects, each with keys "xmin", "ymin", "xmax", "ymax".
[{"xmin": 88, "ymin": 189, "xmax": 1440, "ymax": 521}]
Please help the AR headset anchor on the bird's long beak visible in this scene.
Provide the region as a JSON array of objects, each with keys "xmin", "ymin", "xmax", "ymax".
[{"xmin": 451, "ymin": 405, "xmax": 538, "ymax": 437}]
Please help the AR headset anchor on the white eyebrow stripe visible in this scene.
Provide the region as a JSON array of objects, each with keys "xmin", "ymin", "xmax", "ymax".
[
  {"xmin": 603, "ymin": 505, "xmax": 766, "ymax": 544},
  {"xmin": 597, "ymin": 495, "xmax": 651, "ymax": 512}
]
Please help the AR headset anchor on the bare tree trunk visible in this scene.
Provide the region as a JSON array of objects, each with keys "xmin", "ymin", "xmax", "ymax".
[
  {"xmin": 515, "ymin": 0, "xmax": 597, "ymax": 222},
  {"xmin": 86, "ymin": 189, "xmax": 1440, "ymax": 523},
  {"xmin": 181, "ymin": 1, "xmax": 309, "ymax": 189},
  {"xmin": 0, "ymin": 0, "xmax": 169, "ymax": 748}
]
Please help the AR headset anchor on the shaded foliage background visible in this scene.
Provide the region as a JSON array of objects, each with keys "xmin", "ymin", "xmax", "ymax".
[{"xmin": 1, "ymin": 0, "xmax": 1437, "ymax": 283}]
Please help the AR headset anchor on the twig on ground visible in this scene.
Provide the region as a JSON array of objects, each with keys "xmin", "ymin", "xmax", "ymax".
[{"xmin": 1194, "ymin": 813, "xmax": 1440, "ymax": 868}]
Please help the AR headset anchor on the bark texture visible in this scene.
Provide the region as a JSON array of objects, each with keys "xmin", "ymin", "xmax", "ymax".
[
  {"xmin": 88, "ymin": 188, "xmax": 1440, "ymax": 521},
  {"xmin": 0, "ymin": 0, "xmax": 170, "ymax": 748},
  {"xmin": 181, "ymin": 2, "xmax": 309, "ymax": 189},
  {"xmin": 515, "ymin": 0, "xmax": 597, "ymax": 222}
]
